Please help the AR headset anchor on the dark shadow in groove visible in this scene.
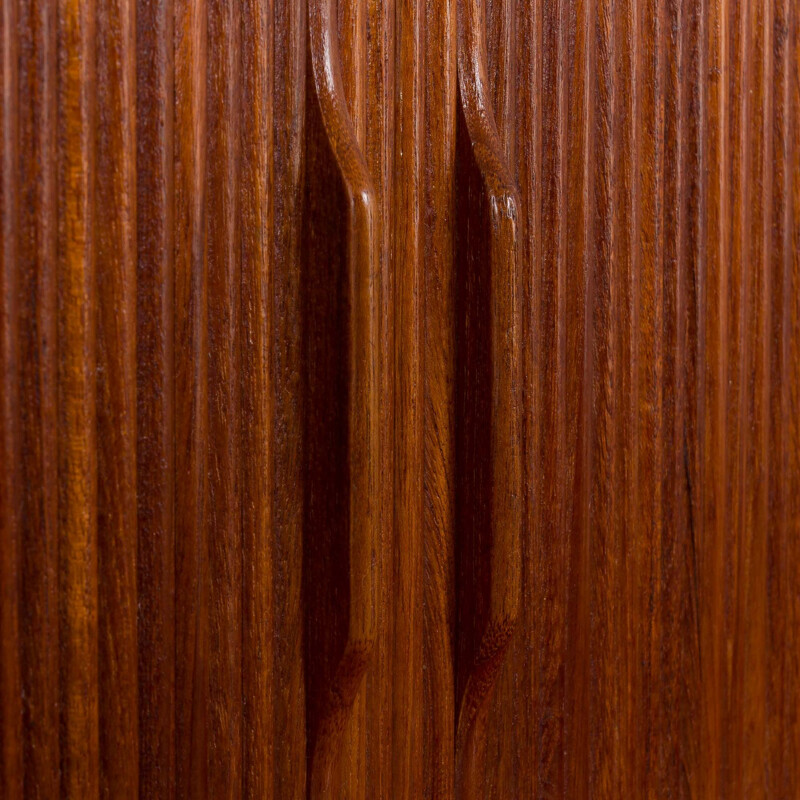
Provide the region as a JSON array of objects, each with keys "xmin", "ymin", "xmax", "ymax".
[{"xmin": 300, "ymin": 58, "xmax": 352, "ymax": 783}]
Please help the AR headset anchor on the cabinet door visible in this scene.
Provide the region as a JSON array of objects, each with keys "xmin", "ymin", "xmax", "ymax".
[{"xmin": 1, "ymin": 0, "xmax": 799, "ymax": 797}]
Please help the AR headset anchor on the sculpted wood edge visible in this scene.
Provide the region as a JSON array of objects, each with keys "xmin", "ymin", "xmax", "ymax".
[
  {"xmin": 307, "ymin": 0, "xmax": 380, "ymax": 794},
  {"xmin": 455, "ymin": 0, "xmax": 523, "ymax": 795}
]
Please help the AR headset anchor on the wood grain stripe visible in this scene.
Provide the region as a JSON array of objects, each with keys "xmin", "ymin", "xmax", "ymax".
[
  {"xmin": 616, "ymin": 0, "xmax": 639, "ymax": 794},
  {"xmin": 679, "ymin": 0, "xmax": 704, "ymax": 790},
  {"xmin": 725, "ymin": 0, "xmax": 752, "ymax": 791},
  {"xmin": 393, "ymin": 0, "xmax": 424, "ymax": 793},
  {"xmin": 589, "ymin": 0, "xmax": 620, "ymax": 790},
  {"xmin": 701, "ymin": 0, "xmax": 728, "ymax": 793},
  {"xmin": 767, "ymin": 0, "xmax": 789, "ymax": 792},
  {"xmin": 18, "ymin": 0, "xmax": 60, "ymax": 795},
  {"xmin": 636, "ymin": 0, "xmax": 665, "ymax": 793},
  {"xmin": 95, "ymin": 0, "xmax": 139, "ymax": 794},
  {"xmin": 173, "ymin": 0, "xmax": 208, "ymax": 794},
  {"xmin": 564, "ymin": 0, "xmax": 594, "ymax": 792},
  {"xmin": 56, "ymin": 0, "xmax": 99, "ymax": 794},
  {"xmin": 0, "ymin": 0, "xmax": 22, "ymax": 792},
  {"xmin": 659, "ymin": 0, "xmax": 688, "ymax": 786},
  {"xmin": 771, "ymin": 3, "xmax": 799, "ymax": 796},
  {"xmin": 205, "ymin": 0, "xmax": 242, "ymax": 795},
  {"xmin": 271, "ymin": 0, "xmax": 306, "ymax": 793},
  {"xmin": 422, "ymin": 0, "xmax": 457, "ymax": 796},
  {"xmin": 741, "ymin": 0, "xmax": 771, "ymax": 793},
  {"xmin": 240, "ymin": 0, "xmax": 274, "ymax": 796},
  {"xmin": 364, "ymin": 0, "xmax": 394, "ymax": 795},
  {"xmin": 531, "ymin": 0, "xmax": 569, "ymax": 793},
  {"xmin": 136, "ymin": 0, "xmax": 175, "ymax": 793},
  {"xmin": 786, "ymin": 9, "xmax": 800, "ymax": 789}
]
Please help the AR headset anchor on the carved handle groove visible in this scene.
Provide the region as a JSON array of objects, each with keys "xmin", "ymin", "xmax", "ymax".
[
  {"xmin": 307, "ymin": 0, "xmax": 380, "ymax": 794},
  {"xmin": 455, "ymin": 0, "xmax": 522, "ymax": 794}
]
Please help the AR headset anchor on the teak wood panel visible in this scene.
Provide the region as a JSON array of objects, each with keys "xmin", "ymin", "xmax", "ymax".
[{"xmin": 1, "ymin": 0, "xmax": 799, "ymax": 797}]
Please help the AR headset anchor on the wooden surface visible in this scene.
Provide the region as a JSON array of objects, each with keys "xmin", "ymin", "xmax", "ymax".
[{"xmin": 1, "ymin": 0, "xmax": 799, "ymax": 797}]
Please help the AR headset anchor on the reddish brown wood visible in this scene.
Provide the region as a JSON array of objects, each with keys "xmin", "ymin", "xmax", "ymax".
[
  {"xmin": 305, "ymin": 0, "xmax": 380, "ymax": 793},
  {"xmin": 421, "ymin": 1, "xmax": 456, "ymax": 797},
  {"xmin": 271, "ymin": 0, "xmax": 306, "ymax": 795},
  {"xmin": 393, "ymin": 0, "xmax": 423, "ymax": 795},
  {"xmin": 2, "ymin": 1, "xmax": 799, "ymax": 798},
  {"xmin": 16, "ymin": 1, "xmax": 59, "ymax": 796},
  {"xmin": 453, "ymin": 0, "xmax": 522, "ymax": 796},
  {"xmin": 701, "ymin": 0, "xmax": 726, "ymax": 795},
  {"xmin": 205, "ymin": 2, "xmax": 242, "ymax": 797},
  {"xmin": 364, "ymin": 1, "xmax": 393, "ymax": 797},
  {"xmin": 173, "ymin": 0, "xmax": 208, "ymax": 795},
  {"xmin": 96, "ymin": 0, "xmax": 138, "ymax": 796},
  {"xmin": 1, "ymin": 0, "xmax": 22, "ymax": 794},
  {"xmin": 56, "ymin": 0, "xmax": 99, "ymax": 796},
  {"xmin": 240, "ymin": 0, "xmax": 274, "ymax": 796},
  {"xmin": 135, "ymin": 0, "xmax": 175, "ymax": 793}
]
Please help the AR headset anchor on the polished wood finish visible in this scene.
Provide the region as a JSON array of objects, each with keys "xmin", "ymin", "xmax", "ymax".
[{"xmin": 2, "ymin": 0, "xmax": 799, "ymax": 797}]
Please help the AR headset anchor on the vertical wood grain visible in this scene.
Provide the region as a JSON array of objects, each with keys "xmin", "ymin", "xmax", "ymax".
[
  {"xmin": 17, "ymin": 0, "xmax": 60, "ymax": 795},
  {"xmin": 635, "ymin": 0, "xmax": 665, "ymax": 793},
  {"xmin": 741, "ymin": 0, "xmax": 770, "ymax": 794},
  {"xmin": 615, "ymin": 0, "xmax": 638, "ymax": 794},
  {"xmin": 364, "ymin": 0, "xmax": 393, "ymax": 796},
  {"xmin": 56, "ymin": 0, "xmax": 99, "ymax": 796},
  {"xmin": 724, "ymin": 0, "xmax": 751, "ymax": 792},
  {"xmin": 0, "ymin": 0, "xmax": 22, "ymax": 792},
  {"xmin": 341, "ymin": 0, "xmax": 393, "ymax": 792},
  {"xmin": 240, "ymin": 0, "xmax": 274, "ymax": 796},
  {"xmin": 4, "ymin": 1, "xmax": 800, "ymax": 796},
  {"xmin": 680, "ymin": 0, "xmax": 704, "ymax": 789},
  {"xmin": 393, "ymin": 0, "xmax": 423, "ymax": 794},
  {"xmin": 769, "ymin": 2, "xmax": 798, "ymax": 797},
  {"xmin": 95, "ymin": 0, "xmax": 138, "ymax": 795},
  {"xmin": 530, "ymin": 0, "xmax": 569, "ymax": 793},
  {"xmin": 659, "ymin": 0, "xmax": 694, "ymax": 788},
  {"xmin": 766, "ymin": 0, "xmax": 788, "ymax": 792},
  {"xmin": 786, "ymin": 9, "xmax": 800, "ymax": 790},
  {"xmin": 205, "ymin": 0, "xmax": 242, "ymax": 795},
  {"xmin": 421, "ymin": 0, "xmax": 456, "ymax": 796},
  {"xmin": 136, "ymin": 0, "xmax": 175, "ymax": 793},
  {"xmin": 589, "ymin": 0, "xmax": 621, "ymax": 790},
  {"xmin": 481, "ymin": 0, "xmax": 520, "ymax": 792},
  {"xmin": 173, "ymin": 0, "xmax": 208, "ymax": 794},
  {"xmin": 564, "ymin": 0, "xmax": 594, "ymax": 793},
  {"xmin": 271, "ymin": 0, "xmax": 306, "ymax": 794},
  {"xmin": 702, "ymin": 0, "xmax": 727, "ymax": 794},
  {"xmin": 485, "ymin": 0, "xmax": 538, "ymax": 794}
]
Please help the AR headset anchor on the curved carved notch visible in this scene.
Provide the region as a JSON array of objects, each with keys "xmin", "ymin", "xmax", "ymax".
[
  {"xmin": 454, "ymin": 0, "xmax": 523, "ymax": 794},
  {"xmin": 305, "ymin": 0, "xmax": 380, "ymax": 795}
]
